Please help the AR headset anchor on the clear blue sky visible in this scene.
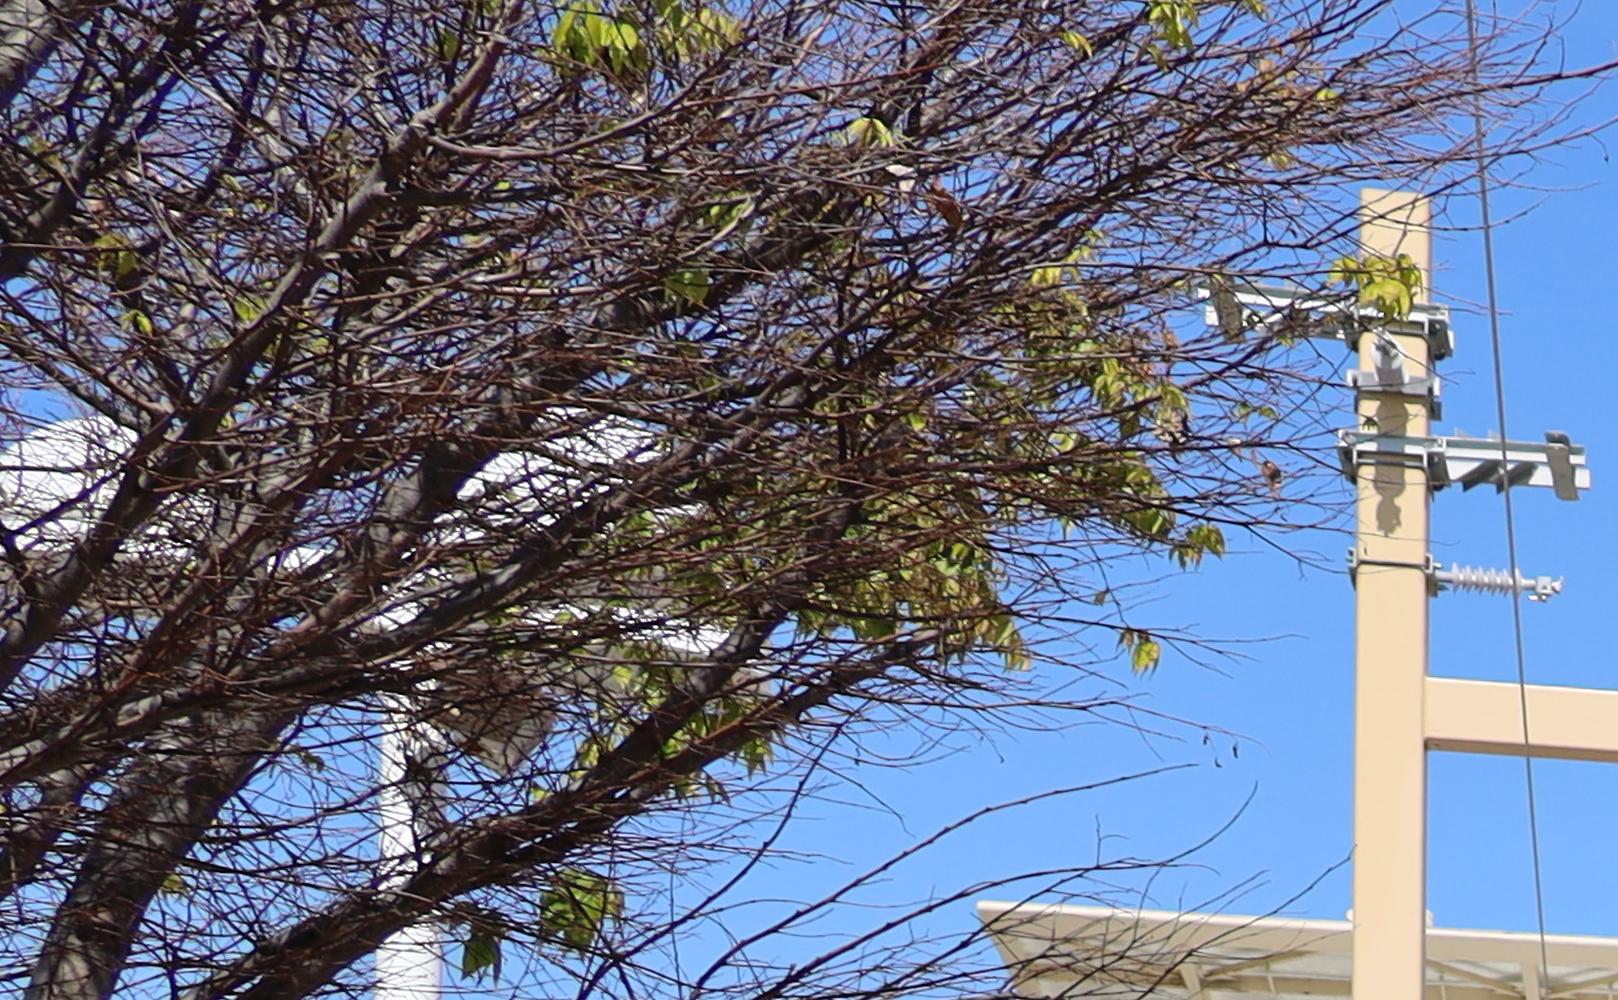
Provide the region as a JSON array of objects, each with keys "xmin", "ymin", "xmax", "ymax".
[{"xmin": 706, "ymin": 2, "xmax": 1618, "ymax": 965}]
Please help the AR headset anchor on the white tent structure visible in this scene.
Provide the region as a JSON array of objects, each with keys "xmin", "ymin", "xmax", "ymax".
[
  {"xmin": 0, "ymin": 411, "xmax": 725, "ymax": 1000},
  {"xmin": 977, "ymin": 902, "xmax": 1618, "ymax": 1000}
]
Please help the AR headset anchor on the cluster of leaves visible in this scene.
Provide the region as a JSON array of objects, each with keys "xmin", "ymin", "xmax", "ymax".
[
  {"xmin": 550, "ymin": 0, "xmax": 740, "ymax": 78},
  {"xmin": 1145, "ymin": 0, "xmax": 1269, "ymax": 61},
  {"xmin": 1328, "ymin": 252, "xmax": 1425, "ymax": 320},
  {"xmin": 460, "ymin": 868, "xmax": 623, "ymax": 980}
]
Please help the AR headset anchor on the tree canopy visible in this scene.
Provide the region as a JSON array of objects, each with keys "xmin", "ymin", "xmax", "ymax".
[{"xmin": 0, "ymin": 1, "xmax": 1595, "ymax": 998}]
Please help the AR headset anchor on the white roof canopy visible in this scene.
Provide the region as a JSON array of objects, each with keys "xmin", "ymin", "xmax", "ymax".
[
  {"xmin": 977, "ymin": 901, "xmax": 1618, "ymax": 999},
  {"xmin": 0, "ymin": 411, "xmax": 728, "ymax": 775}
]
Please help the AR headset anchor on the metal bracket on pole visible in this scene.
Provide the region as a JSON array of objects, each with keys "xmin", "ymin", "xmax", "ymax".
[
  {"xmin": 1345, "ymin": 550, "xmax": 1563, "ymax": 601},
  {"xmin": 1346, "ymin": 369, "xmax": 1442, "ymax": 418},
  {"xmin": 1336, "ymin": 430, "xmax": 1591, "ymax": 498},
  {"xmin": 1194, "ymin": 279, "xmax": 1453, "ymax": 360}
]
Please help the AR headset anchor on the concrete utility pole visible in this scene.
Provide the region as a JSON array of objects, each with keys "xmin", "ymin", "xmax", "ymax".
[
  {"xmin": 1348, "ymin": 188, "xmax": 1435, "ymax": 1000},
  {"xmin": 1198, "ymin": 188, "xmax": 1593, "ymax": 998},
  {"xmin": 1342, "ymin": 190, "xmax": 1594, "ymax": 1000}
]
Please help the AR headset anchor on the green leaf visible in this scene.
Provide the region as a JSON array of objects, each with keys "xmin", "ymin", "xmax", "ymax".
[
  {"xmin": 1060, "ymin": 30, "xmax": 1093, "ymax": 58},
  {"xmin": 538, "ymin": 869, "xmax": 623, "ymax": 953},
  {"xmin": 1123, "ymin": 506, "xmax": 1173, "ymax": 539},
  {"xmin": 1116, "ymin": 627, "xmax": 1161, "ymax": 673},
  {"xmin": 1146, "ymin": 0, "xmax": 1197, "ymax": 51},
  {"xmin": 664, "ymin": 266, "xmax": 710, "ymax": 306},
  {"xmin": 702, "ymin": 191, "xmax": 753, "ymax": 231},
  {"xmin": 1028, "ymin": 242, "xmax": 1098, "ymax": 288},
  {"xmin": 655, "ymin": 2, "xmax": 739, "ymax": 58},
  {"xmin": 739, "ymin": 735, "xmax": 773, "ymax": 774},
  {"xmin": 582, "ymin": 10, "xmax": 609, "ymax": 48},
  {"xmin": 1002, "ymin": 636, "xmax": 1032, "ymax": 672},
  {"xmin": 122, "ymin": 310, "xmax": 154, "ymax": 337},
  {"xmin": 435, "ymin": 28, "xmax": 462, "ymax": 61},
  {"xmin": 92, "ymin": 234, "xmax": 139, "ymax": 278},
  {"xmin": 691, "ymin": 6, "xmax": 741, "ymax": 47},
  {"xmin": 601, "ymin": 18, "xmax": 647, "ymax": 74},
  {"xmin": 1325, "ymin": 255, "xmax": 1353, "ymax": 287},
  {"xmin": 1131, "ymin": 636, "xmax": 1161, "ymax": 673},
  {"xmin": 977, "ymin": 613, "xmax": 1031, "ymax": 672},
  {"xmin": 1185, "ymin": 523, "xmax": 1225, "ymax": 558},
  {"xmin": 1173, "ymin": 522, "xmax": 1226, "ymax": 568},
  {"xmin": 232, "ymin": 295, "xmax": 266, "ymax": 324},
  {"xmin": 844, "ymin": 116, "xmax": 896, "ymax": 147},
  {"xmin": 551, "ymin": 5, "xmax": 584, "ymax": 59},
  {"xmin": 460, "ymin": 927, "xmax": 502, "ymax": 981},
  {"xmin": 1326, "ymin": 252, "xmax": 1423, "ymax": 321},
  {"xmin": 552, "ymin": 3, "xmax": 648, "ymax": 74}
]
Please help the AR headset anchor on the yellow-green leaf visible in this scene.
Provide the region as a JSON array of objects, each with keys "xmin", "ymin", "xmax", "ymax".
[
  {"xmin": 1131, "ymin": 637, "xmax": 1161, "ymax": 673},
  {"xmin": 1060, "ymin": 30, "xmax": 1093, "ymax": 58},
  {"xmin": 435, "ymin": 28, "xmax": 462, "ymax": 61},
  {"xmin": 538, "ymin": 870, "xmax": 623, "ymax": 953},
  {"xmin": 844, "ymin": 116, "xmax": 896, "ymax": 148},
  {"xmin": 664, "ymin": 266, "xmax": 710, "ymax": 306},
  {"xmin": 127, "ymin": 310, "xmax": 153, "ymax": 337},
  {"xmin": 460, "ymin": 928, "xmax": 502, "ymax": 981},
  {"xmin": 232, "ymin": 295, "xmax": 266, "ymax": 324}
]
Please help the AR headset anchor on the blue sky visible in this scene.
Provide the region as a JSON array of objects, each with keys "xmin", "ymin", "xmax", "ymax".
[{"xmin": 700, "ymin": 1, "xmax": 1618, "ymax": 965}]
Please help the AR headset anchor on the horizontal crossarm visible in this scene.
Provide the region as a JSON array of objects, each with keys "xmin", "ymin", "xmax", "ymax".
[{"xmin": 1426, "ymin": 677, "xmax": 1618, "ymax": 764}]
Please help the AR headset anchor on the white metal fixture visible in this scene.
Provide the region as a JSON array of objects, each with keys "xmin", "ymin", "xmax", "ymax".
[
  {"xmin": 1194, "ymin": 277, "xmax": 1454, "ymax": 359},
  {"xmin": 1432, "ymin": 562, "xmax": 1563, "ymax": 601},
  {"xmin": 977, "ymin": 901, "xmax": 1618, "ymax": 999},
  {"xmin": 1335, "ymin": 430, "xmax": 1591, "ymax": 496},
  {"xmin": 1345, "ymin": 551, "xmax": 1563, "ymax": 602}
]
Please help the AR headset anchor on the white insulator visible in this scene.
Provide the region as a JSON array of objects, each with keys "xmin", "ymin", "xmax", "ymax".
[
  {"xmin": 1439, "ymin": 564, "xmax": 1516, "ymax": 594},
  {"xmin": 1433, "ymin": 563, "xmax": 1562, "ymax": 602}
]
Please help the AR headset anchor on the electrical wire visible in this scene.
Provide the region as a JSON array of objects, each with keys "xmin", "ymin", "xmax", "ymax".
[{"xmin": 1463, "ymin": 0, "xmax": 1552, "ymax": 987}]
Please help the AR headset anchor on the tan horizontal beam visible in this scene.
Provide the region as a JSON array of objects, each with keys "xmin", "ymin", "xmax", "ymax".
[{"xmin": 1425, "ymin": 676, "xmax": 1618, "ymax": 764}]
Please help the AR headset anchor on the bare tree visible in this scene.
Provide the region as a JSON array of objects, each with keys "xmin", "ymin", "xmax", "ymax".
[{"xmin": 0, "ymin": 1, "xmax": 1602, "ymax": 998}]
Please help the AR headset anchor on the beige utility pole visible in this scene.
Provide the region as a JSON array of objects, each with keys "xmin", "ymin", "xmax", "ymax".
[
  {"xmin": 1349, "ymin": 189, "xmax": 1434, "ymax": 1000},
  {"xmin": 1201, "ymin": 189, "xmax": 1592, "ymax": 999},
  {"xmin": 1340, "ymin": 191, "xmax": 1592, "ymax": 1000}
]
